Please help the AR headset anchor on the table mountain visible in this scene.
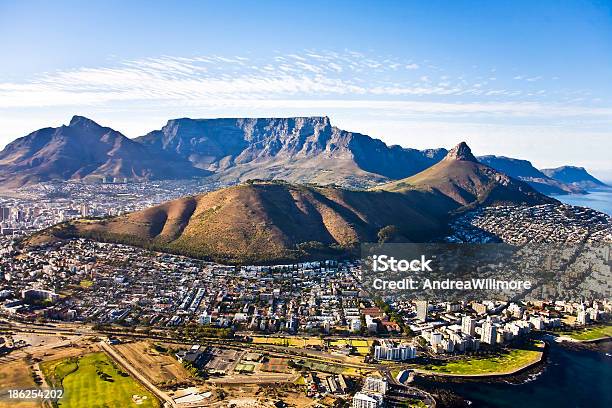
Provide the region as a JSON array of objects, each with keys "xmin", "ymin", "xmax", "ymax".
[
  {"xmin": 0, "ymin": 116, "xmax": 207, "ymax": 188},
  {"xmin": 135, "ymin": 117, "xmax": 447, "ymax": 187}
]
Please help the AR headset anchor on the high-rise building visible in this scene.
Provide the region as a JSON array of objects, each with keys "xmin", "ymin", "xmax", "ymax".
[
  {"xmin": 80, "ymin": 204, "xmax": 90, "ymax": 217},
  {"xmin": 480, "ymin": 321, "xmax": 497, "ymax": 345},
  {"xmin": 363, "ymin": 377, "xmax": 388, "ymax": 395},
  {"xmin": 577, "ymin": 310, "xmax": 589, "ymax": 325},
  {"xmin": 416, "ymin": 300, "xmax": 428, "ymax": 322},
  {"xmin": 461, "ymin": 316, "xmax": 476, "ymax": 336}
]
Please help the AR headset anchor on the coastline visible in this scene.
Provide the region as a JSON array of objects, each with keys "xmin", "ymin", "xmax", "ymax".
[{"xmin": 414, "ymin": 341, "xmax": 547, "ymax": 380}]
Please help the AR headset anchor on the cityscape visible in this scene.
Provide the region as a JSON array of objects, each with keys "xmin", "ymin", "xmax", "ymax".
[{"xmin": 1, "ymin": 1, "xmax": 611, "ymax": 408}]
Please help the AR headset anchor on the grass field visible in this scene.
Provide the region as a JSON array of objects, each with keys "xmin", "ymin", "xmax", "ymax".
[
  {"xmin": 563, "ymin": 325, "xmax": 612, "ymax": 341},
  {"xmin": 423, "ymin": 342, "xmax": 544, "ymax": 376},
  {"xmin": 41, "ymin": 352, "xmax": 159, "ymax": 408}
]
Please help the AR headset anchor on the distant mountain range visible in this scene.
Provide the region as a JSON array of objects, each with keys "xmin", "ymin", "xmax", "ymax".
[
  {"xmin": 30, "ymin": 143, "xmax": 556, "ymax": 263},
  {"xmin": 0, "ymin": 116, "xmax": 606, "ymax": 194}
]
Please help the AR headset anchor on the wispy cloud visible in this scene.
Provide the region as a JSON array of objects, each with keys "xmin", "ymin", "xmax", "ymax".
[{"xmin": 0, "ymin": 50, "xmax": 609, "ymax": 124}]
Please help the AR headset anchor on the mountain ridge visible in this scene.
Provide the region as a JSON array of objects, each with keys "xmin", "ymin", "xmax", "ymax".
[
  {"xmin": 477, "ymin": 155, "xmax": 585, "ymax": 195},
  {"xmin": 29, "ymin": 143, "xmax": 558, "ymax": 263},
  {"xmin": 0, "ymin": 115, "xmax": 603, "ymax": 195},
  {"xmin": 0, "ymin": 116, "xmax": 206, "ymax": 188},
  {"xmin": 541, "ymin": 166, "xmax": 608, "ymax": 189}
]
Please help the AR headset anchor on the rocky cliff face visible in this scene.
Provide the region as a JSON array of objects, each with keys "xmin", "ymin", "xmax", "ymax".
[{"xmin": 136, "ymin": 117, "xmax": 447, "ymax": 186}]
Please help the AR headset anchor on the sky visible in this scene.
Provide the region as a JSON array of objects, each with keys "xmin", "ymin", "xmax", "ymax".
[{"xmin": 1, "ymin": 0, "xmax": 611, "ymax": 178}]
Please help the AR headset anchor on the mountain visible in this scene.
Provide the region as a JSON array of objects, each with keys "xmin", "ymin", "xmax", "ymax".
[
  {"xmin": 478, "ymin": 155, "xmax": 585, "ymax": 195},
  {"xmin": 541, "ymin": 166, "xmax": 608, "ymax": 189},
  {"xmin": 135, "ymin": 117, "xmax": 447, "ymax": 187},
  {"xmin": 0, "ymin": 116, "xmax": 206, "ymax": 188},
  {"xmin": 377, "ymin": 143, "xmax": 558, "ymax": 209},
  {"xmin": 31, "ymin": 180, "xmax": 458, "ymax": 263},
  {"xmin": 29, "ymin": 142, "xmax": 558, "ymax": 263}
]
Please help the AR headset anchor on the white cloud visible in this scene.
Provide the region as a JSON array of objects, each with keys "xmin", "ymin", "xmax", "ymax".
[{"xmin": 1, "ymin": 50, "xmax": 610, "ymax": 172}]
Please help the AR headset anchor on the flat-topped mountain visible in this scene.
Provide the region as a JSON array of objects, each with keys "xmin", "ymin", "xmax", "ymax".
[
  {"xmin": 30, "ymin": 142, "xmax": 557, "ymax": 263},
  {"xmin": 542, "ymin": 166, "xmax": 608, "ymax": 189},
  {"xmin": 136, "ymin": 116, "xmax": 446, "ymax": 187},
  {"xmin": 478, "ymin": 155, "xmax": 585, "ymax": 195},
  {"xmin": 377, "ymin": 143, "xmax": 558, "ymax": 209},
  {"xmin": 0, "ymin": 116, "xmax": 205, "ymax": 188}
]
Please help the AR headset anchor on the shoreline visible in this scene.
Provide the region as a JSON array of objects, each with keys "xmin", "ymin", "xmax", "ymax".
[{"xmin": 414, "ymin": 341, "xmax": 547, "ymax": 380}]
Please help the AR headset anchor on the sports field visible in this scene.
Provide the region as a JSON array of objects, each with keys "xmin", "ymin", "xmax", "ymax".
[
  {"xmin": 423, "ymin": 342, "xmax": 544, "ymax": 376},
  {"xmin": 40, "ymin": 352, "xmax": 159, "ymax": 407}
]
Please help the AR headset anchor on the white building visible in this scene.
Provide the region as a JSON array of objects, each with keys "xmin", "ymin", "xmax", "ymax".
[
  {"xmin": 352, "ymin": 392, "xmax": 383, "ymax": 408},
  {"xmin": 577, "ymin": 310, "xmax": 589, "ymax": 325},
  {"xmin": 461, "ymin": 316, "xmax": 476, "ymax": 336},
  {"xmin": 416, "ymin": 300, "xmax": 428, "ymax": 322},
  {"xmin": 481, "ymin": 321, "xmax": 497, "ymax": 345},
  {"xmin": 374, "ymin": 340, "xmax": 417, "ymax": 361},
  {"xmin": 363, "ymin": 377, "xmax": 388, "ymax": 395}
]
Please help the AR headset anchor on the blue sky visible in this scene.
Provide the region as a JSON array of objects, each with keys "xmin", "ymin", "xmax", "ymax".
[{"xmin": 1, "ymin": 0, "xmax": 611, "ymax": 177}]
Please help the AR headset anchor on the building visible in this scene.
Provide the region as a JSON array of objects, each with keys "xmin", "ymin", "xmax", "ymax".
[
  {"xmin": 352, "ymin": 392, "xmax": 383, "ymax": 408},
  {"xmin": 577, "ymin": 310, "xmax": 589, "ymax": 325},
  {"xmin": 481, "ymin": 321, "xmax": 497, "ymax": 345},
  {"xmin": 529, "ymin": 316, "xmax": 545, "ymax": 330},
  {"xmin": 461, "ymin": 316, "xmax": 476, "ymax": 336},
  {"xmin": 80, "ymin": 204, "xmax": 90, "ymax": 217},
  {"xmin": 363, "ymin": 377, "xmax": 388, "ymax": 395},
  {"xmin": 21, "ymin": 289, "xmax": 59, "ymax": 304},
  {"xmin": 416, "ymin": 300, "xmax": 428, "ymax": 322},
  {"xmin": 374, "ymin": 340, "xmax": 417, "ymax": 361},
  {"xmin": 175, "ymin": 346, "xmax": 210, "ymax": 368}
]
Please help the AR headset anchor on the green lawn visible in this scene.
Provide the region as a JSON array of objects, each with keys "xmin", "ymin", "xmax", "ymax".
[
  {"xmin": 41, "ymin": 352, "xmax": 159, "ymax": 408},
  {"xmin": 423, "ymin": 342, "xmax": 543, "ymax": 376},
  {"xmin": 564, "ymin": 325, "xmax": 612, "ymax": 341}
]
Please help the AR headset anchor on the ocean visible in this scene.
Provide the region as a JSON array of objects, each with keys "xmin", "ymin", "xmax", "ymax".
[
  {"xmin": 416, "ymin": 340, "xmax": 612, "ymax": 408},
  {"xmin": 554, "ymin": 187, "xmax": 612, "ymax": 216}
]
